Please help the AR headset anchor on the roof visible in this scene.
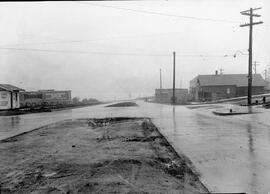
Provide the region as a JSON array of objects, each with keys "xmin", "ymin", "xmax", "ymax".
[
  {"xmin": 0, "ymin": 84, "xmax": 25, "ymax": 92},
  {"xmin": 191, "ymin": 74, "xmax": 266, "ymax": 87}
]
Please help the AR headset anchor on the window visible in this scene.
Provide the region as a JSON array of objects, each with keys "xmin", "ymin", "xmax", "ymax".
[
  {"xmin": 1, "ymin": 92, "xmax": 7, "ymax": 99},
  {"xmin": 0, "ymin": 101, "xmax": 8, "ymax": 106}
]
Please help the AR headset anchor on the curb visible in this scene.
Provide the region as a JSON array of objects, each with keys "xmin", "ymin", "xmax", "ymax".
[
  {"xmin": 149, "ymin": 119, "xmax": 211, "ymax": 193},
  {"xmin": 212, "ymin": 111, "xmax": 249, "ymax": 116}
]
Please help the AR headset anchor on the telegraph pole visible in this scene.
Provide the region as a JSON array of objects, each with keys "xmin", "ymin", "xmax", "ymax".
[
  {"xmin": 160, "ymin": 68, "xmax": 162, "ymax": 89},
  {"xmin": 172, "ymin": 51, "xmax": 176, "ymax": 104},
  {"xmin": 240, "ymin": 7, "xmax": 263, "ymax": 106},
  {"xmin": 253, "ymin": 61, "xmax": 260, "ymax": 74},
  {"xmin": 219, "ymin": 68, "xmax": 224, "ymax": 75},
  {"xmin": 263, "ymin": 69, "xmax": 267, "ymax": 80}
]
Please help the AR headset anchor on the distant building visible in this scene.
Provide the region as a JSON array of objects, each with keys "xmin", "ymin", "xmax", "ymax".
[
  {"xmin": 20, "ymin": 90, "xmax": 71, "ymax": 107},
  {"xmin": 155, "ymin": 88, "xmax": 188, "ymax": 103},
  {"xmin": 190, "ymin": 73, "xmax": 266, "ymax": 101},
  {"xmin": 0, "ymin": 84, "xmax": 25, "ymax": 110}
]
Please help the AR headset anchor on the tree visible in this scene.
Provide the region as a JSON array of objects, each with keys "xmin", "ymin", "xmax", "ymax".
[
  {"xmin": 88, "ymin": 98, "xmax": 100, "ymax": 104},
  {"xmin": 82, "ymin": 98, "xmax": 88, "ymax": 104},
  {"xmin": 72, "ymin": 97, "xmax": 80, "ymax": 104}
]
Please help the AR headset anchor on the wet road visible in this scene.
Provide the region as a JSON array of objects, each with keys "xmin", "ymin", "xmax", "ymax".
[{"xmin": 1, "ymin": 101, "xmax": 270, "ymax": 193}]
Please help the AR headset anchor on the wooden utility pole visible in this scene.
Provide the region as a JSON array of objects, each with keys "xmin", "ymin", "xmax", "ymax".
[
  {"xmin": 240, "ymin": 7, "xmax": 263, "ymax": 106},
  {"xmin": 172, "ymin": 51, "xmax": 176, "ymax": 104},
  {"xmin": 219, "ymin": 68, "xmax": 224, "ymax": 75},
  {"xmin": 263, "ymin": 69, "xmax": 267, "ymax": 80},
  {"xmin": 253, "ymin": 61, "xmax": 260, "ymax": 74},
  {"xmin": 159, "ymin": 68, "xmax": 162, "ymax": 89}
]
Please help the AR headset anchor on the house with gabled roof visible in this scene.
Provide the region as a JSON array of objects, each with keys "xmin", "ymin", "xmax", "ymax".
[
  {"xmin": 0, "ymin": 84, "xmax": 25, "ymax": 110},
  {"xmin": 189, "ymin": 73, "xmax": 266, "ymax": 101}
]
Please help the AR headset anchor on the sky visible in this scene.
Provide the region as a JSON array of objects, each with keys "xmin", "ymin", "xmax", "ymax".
[{"xmin": 0, "ymin": 0, "xmax": 270, "ymax": 101}]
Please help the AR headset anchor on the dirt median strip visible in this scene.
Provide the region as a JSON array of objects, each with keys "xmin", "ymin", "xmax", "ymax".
[
  {"xmin": 0, "ymin": 117, "xmax": 209, "ymax": 194},
  {"xmin": 105, "ymin": 102, "xmax": 138, "ymax": 107}
]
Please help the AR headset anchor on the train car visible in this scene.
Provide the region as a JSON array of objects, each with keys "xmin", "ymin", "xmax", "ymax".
[
  {"xmin": 41, "ymin": 90, "xmax": 71, "ymax": 106},
  {"xmin": 20, "ymin": 90, "xmax": 71, "ymax": 108},
  {"xmin": 19, "ymin": 91, "xmax": 43, "ymax": 108}
]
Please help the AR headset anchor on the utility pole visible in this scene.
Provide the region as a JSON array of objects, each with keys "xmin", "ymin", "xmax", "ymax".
[
  {"xmin": 253, "ymin": 61, "xmax": 260, "ymax": 74},
  {"xmin": 159, "ymin": 68, "xmax": 162, "ymax": 89},
  {"xmin": 219, "ymin": 68, "xmax": 224, "ymax": 75},
  {"xmin": 263, "ymin": 69, "xmax": 267, "ymax": 80},
  {"xmin": 172, "ymin": 51, "xmax": 176, "ymax": 104},
  {"xmin": 240, "ymin": 7, "xmax": 263, "ymax": 106}
]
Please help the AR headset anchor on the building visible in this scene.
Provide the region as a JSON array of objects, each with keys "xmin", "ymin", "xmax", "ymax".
[
  {"xmin": 155, "ymin": 88, "xmax": 188, "ymax": 103},
  {"xmin": 0, "ymin": 84, "xmax": 25, "ymax": 110},
  {"xmin": 20, "ymin": 90, "xmax": 72, "ymax": 107},
  {"xmin": 190, "ymin": 73, "xmax": 266, "ymax": 101}
]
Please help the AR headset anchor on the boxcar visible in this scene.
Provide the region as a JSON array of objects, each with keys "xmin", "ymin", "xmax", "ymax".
[
  {"xmin": 19, "ymin": 92, "xmax": 43, "ymax": 107},
  {"xmin": 42, "ymin": 90, "xmax": 71, "ymax": 106},
  {"xmin": 20, "ymin": 90, "xmax": 71, "ymax": 108}
]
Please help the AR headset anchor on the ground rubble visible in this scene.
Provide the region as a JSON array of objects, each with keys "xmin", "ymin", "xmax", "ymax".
[{"xmin": 0, "ymin": 117, "xmax": 209, "ymax": 194}]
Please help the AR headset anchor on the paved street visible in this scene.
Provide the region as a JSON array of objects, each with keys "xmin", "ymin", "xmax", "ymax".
[{"xmin": 1, "ymin": 101, "xmax": 270, "ymax": 193}]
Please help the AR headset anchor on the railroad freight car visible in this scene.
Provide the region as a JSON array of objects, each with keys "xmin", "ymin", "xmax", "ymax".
[
  {"xmin": 20, "ymin": 90, "xmax": 71, "ymax": 108},
  {"xmin": 19, "ymin": 92, "xmax": 43, "ymax": 107},
  {"xmin": 41, "ymin": 90, "xmax": 71, "ymax": 106}
]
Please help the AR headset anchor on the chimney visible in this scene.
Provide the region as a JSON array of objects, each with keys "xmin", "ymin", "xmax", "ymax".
[{"xmin": 215, "ymin": 70, "xmax": 218, "ymax": 75}]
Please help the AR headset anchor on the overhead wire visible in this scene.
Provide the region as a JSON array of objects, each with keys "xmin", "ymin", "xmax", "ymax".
[
  {"xmin": 0, "ymin": 47, "xmax": 241, "ymax": 58},
  {"xmin": 0, "ymin": 2, "xmax": 259, "ymax": 54},
  {"xmin": 75, "ymin": 2, "xmax": 241, "ymax": 24},
  {"xmin": 0, "ymin": 2, "xmax": 266, "ymax": 59},
  {"xmin": 74, "ymin": 2, "xmax": 270, "ymax": 31},
  {"xmin": 0, "ymin": 31, "xmax": 188, "ymax": 48},
  {"xmin": 0, "ymin": 47, "xmax": 170, "ymax": 57}
]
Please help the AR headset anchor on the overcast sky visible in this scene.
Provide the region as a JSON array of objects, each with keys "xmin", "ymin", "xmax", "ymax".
[{"xmin": 0, "ymin": 0, "xmax": 269, "ymax": 100}]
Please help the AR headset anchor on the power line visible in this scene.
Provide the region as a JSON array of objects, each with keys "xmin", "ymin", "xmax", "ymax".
[
  {"xmin": 0, "ymin": 31, "xmax": 187, "ymax": 48},
  {"xmin": 0, "ymin": 3, "xmax": 266, "ymax": 49},
  {"xmin": 75, "ymin": 2, "xmax": 241, "ymax": 24},
  {"xmin": 0, "ymin": 47, "xmax": 170, "ymax": 56},
  {"xmin": 0, "ymin": 47, "xmax": 231, "ymax": 57}
]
